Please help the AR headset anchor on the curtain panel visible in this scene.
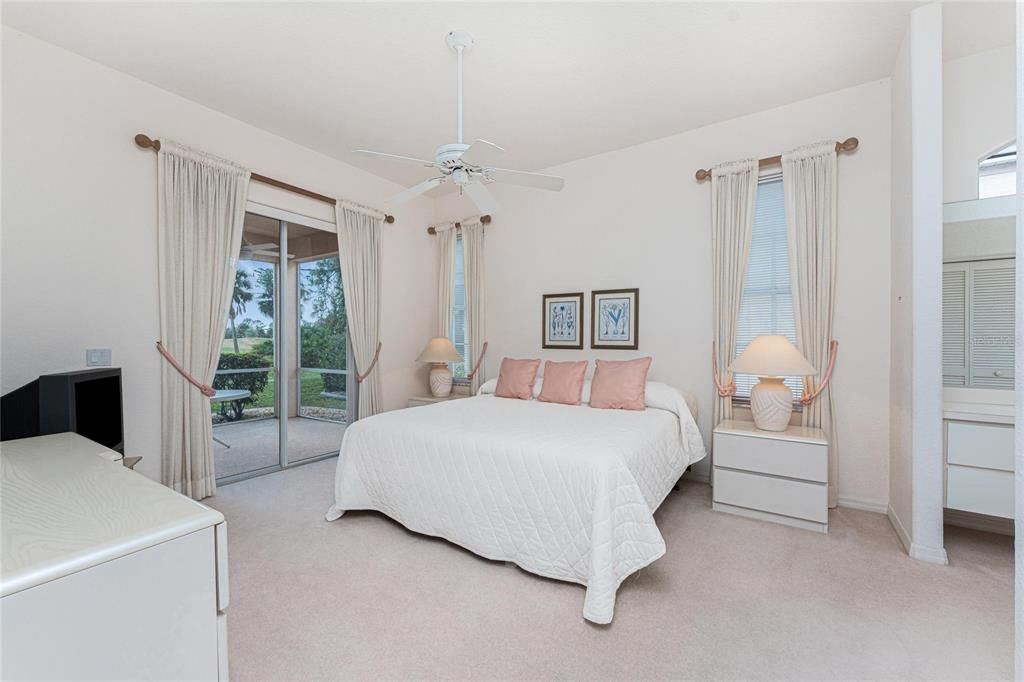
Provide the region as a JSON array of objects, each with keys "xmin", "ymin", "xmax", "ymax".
[
  {"xmin": 462, "ymin": 220, "xmax": 486, "ymax": 393},
  {"xmin": 336, "ymin": 205, "xmax": 384, "ymax": 419},
  {"xmin": 157, "ymin": 140, "xmax": 250, "ymax": 500},
  {"xmin": 435, "ymin": 224, "xmax": 457, "ymax": 337},
  {"xmin": 782, "ymin": 141, "xmax": 839, "ymax": 507},
  {"xmin": 711, "ymin": 159, "xmax": 759, "ymax": 427}
]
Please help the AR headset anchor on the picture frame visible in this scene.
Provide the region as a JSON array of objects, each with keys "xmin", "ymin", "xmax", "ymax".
[
  {"xmin": 591, "ymin": 288, "xmax": 639, "ymax": 350},
  {"xmin": 542, "ymin": 292, "xmax": 584, "ymax": 349}
]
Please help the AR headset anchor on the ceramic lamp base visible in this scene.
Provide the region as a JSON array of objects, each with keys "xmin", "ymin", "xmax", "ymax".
[
  {"xmin": 429, "ymin": 363, "xmax": 454, "ymax": 398},
  {"xmin": 750, "ymin": 376, "xmax": 794, "ymax": 431}
]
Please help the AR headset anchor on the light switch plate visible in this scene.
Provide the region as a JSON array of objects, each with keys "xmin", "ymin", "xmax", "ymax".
[{"xmin": 86, "ymin": 348, "xmax": 112, "ymax": 366}]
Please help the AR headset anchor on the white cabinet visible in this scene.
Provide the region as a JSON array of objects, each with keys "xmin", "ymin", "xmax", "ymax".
[
  {"xmin": 712, "ymin": 420, "xmax": 829, "ymax": 533},
  {"xmin": 1, "ymin": 433, "xmax": 229, "ymax": 680},
  {"xmin": 944, "ymin": 420, "xmax": 1014, "ymax": 520}
]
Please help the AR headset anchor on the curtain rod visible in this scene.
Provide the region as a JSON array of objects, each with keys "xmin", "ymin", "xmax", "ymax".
[
  {"xmin": 134, "ymin": 134, "xmax": 396, "ymax": 224},
  {"xmin": 694, "ymin": 137, "xmax": 859, "ymax": 182},
  {"xmin": 427, "ymin": 214, "xmax": 492, "ymax": 235}
]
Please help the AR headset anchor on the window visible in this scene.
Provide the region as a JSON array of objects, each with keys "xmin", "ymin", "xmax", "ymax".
[
  {"xmin": 450, "ymin": 236, "xmax": 468, "ymax": 380},
  {"xmin": 942, "ymin": 259, "xmax": 1015, "ymax": 389},
  {"xmin": 978, "ymin": 143, "xmax": 1016, "ymax": 199},
  {"xmin": 733, "ymin": 175, "xmax": 802, "ymax": 400}
]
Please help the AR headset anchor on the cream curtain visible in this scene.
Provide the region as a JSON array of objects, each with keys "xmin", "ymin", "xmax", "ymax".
[
  {"xmin": 711, "ymin": 159, "xmax": 759, "ymax": 427},
  {"xmin": 435, "ymin": 224, "xmax": 457, "ymax": 337},
  {"xmin": 157, "ymin": 140, "xmax": 250, "ymax": 500},
  {"xmin": 337, "ymin": 204, "xmax": 384, "ymax": 419},
  {"xmin": 462, "ymin": 220, "xmax": 486, "ymax": 393},
  {"xmin": 782, "ymin": 141, "xmax": 839, "ymax": 507}
]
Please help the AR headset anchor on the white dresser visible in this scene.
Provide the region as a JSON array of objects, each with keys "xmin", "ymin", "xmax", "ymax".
[
  {"xmin": 1, "ymin": 433, "xmax": 229, "ymax": 681},
  {"xmin": 712, "ymin": 420, "xmax": 829, "ymax": 533},
  {"xmin": 945, "ymin": 420, "xmax": 1014, "ymax": 520}
]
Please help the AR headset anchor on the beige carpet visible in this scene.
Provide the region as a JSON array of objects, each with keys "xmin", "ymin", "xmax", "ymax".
[{"xmin": 207, "ymin": 459, "xmax": 1013, "ymax": 680}]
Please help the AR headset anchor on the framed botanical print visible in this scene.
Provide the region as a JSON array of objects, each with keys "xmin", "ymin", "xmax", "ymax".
[
  {"xmin": 591, "ymin": 288, "xmax": 639, "ymax": 350},
  {"xmin": 542, "ymin": 292, "xmax": 584, "ymax": 349}
]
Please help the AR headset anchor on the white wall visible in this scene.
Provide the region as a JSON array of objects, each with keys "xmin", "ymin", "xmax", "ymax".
[
  {"xmin": 888, "ymin": 4, "xmax": 947, "ymax": 565},
  {"xmin": 0, "ymin": 28, "xmax": 437, "ymax": 482},
  {"xmin": 889, "ymin": 28, "xmax": 915, "ymax": 546},
  {"xmin": 435, "ymin": 80, "xmax": 893, "ymax": 508},
  {"xmin": 944, "ymin": 45, "xmax": 1016, "ymax": 204}
]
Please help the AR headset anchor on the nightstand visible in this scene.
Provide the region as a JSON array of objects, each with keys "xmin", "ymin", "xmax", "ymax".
[
  {"xmin": 406, "ymin": 394, "xmax": 470, "ymax": 408},
  {"xmin": 712, "ymin": 419, "xmax": 829, "ymax": 533}
]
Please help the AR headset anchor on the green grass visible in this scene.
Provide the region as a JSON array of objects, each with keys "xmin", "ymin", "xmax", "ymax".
[{"xmin": 221, "ymin": 336, "xmax": 271, "ymax": 353}]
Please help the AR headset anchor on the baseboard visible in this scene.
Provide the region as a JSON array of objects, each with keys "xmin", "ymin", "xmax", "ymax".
[
  {"xmin": 910, "ymin": 542, "xmax": 949, "ymax": 565},
  {"xmin": 944, "ymin": 508, "xmax": 1015, "ymax": 536},
  {"xmin": 887, "ymin": 505, "xmax": 912, "ymax": 554},
  {"xmin": 837, "ymin": 495, "xmax": 888, "ymax": 514}
]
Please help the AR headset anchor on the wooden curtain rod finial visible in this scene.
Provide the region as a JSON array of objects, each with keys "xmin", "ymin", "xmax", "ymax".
[
  {"xmin": 384, "ymin": 215, "xmax": 395, "ymax": 224},
  {"xmin": 695, "ymin": 168, "xmax": 712, "ymax": 181},
  {"xmin": 427, "ymin": 214, "xmax": 491, "ymax": 235},
  {"xmin": 134, "ymin": 133, "xmax": 160, "ymax": 152},
  {"xmin": 837, "ymin": 137, "xmax": 859, "ymax": 153}
]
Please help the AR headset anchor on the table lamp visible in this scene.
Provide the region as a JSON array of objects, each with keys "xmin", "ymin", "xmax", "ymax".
[
  {"xmin": 417, "ymin": 337, "xmax": 463, "ymax": 398},
  {"xmin": 728, "ymin": 335, "xmax": 817, "ymax": 432}
]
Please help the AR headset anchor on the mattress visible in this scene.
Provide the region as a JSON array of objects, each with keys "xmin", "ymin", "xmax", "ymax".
[{"xmin": 326, "ymin": 381, "xmax": 706, "ymax": 623}]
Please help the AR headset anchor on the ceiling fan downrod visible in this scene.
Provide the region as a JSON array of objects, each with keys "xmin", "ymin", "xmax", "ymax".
[{"xmin": 446, "ymin": 30, "xmax": 474, "ymax": 146}]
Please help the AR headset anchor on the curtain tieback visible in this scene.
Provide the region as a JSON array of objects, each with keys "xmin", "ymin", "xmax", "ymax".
[
  {"xmin": 467, "ymin": 341, "xmax": 488, "ymax": 380},
  {"xmin": 799, "ymin": 340, "xmax": 839, "ymax": 405},
  {"xmin": 356, "ymin": 342, "xmax": 382, "ymax": 383},
  {"xmin": 711, "ymin": 341, "xmax": 736, "ymax": 397},
  {"xmin": 156, "ymin": 341, "xmax": 216, "ymax": 398}
]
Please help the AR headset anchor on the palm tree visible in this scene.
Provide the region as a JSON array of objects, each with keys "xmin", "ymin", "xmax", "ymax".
[{"xmin": 229, "ymin": 269, "xmax": 254, "ymax": 353}]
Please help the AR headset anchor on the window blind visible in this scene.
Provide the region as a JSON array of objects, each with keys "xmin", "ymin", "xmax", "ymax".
[
  {"xmin": 450, "ymin": 236, "xmax": 468, "ymax": 378},
  {"xmin": 733, "ymin": 176, "xmax": 802, "ymax": 399},
  {"xmin": 942, "ymin": 259, "xmax": 1015, "ymax": 389}
]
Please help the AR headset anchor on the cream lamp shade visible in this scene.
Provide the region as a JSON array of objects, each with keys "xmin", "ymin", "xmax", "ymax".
[
  {"xmin": 417, "ymin": 337, "xmax": 462, "ymax": 399},
  {"xmin": 728, "ymin": 335, "xmax": 817, "ymax": 432},
  {"xmin": 417, "ymin": 337, "xmax": 463, "ymax": 364}
]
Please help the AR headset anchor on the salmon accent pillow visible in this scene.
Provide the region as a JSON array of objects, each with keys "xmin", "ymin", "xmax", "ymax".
[
  {"xmin": 494, "ymin": 358, "xmax": 542, "ymax": 399},
  {"xmin": 589, "ymin": 357, "xmax": 653, "ymax": 410},
  {"xmin": 537, "ymin": 360, "xmax": 588, "ymax": 406}
]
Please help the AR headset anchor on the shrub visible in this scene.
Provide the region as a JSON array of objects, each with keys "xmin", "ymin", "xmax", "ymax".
[{"xmin": 213, "ymin": 352, "xmax": 270, "ymax": 421}]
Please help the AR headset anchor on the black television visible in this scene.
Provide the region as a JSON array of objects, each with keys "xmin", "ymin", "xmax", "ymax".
[{"xmin": 1, "ymin": 368, "xmax": 124, "ymax": 453}]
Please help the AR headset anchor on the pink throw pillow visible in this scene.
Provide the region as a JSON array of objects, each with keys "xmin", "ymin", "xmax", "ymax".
[
  {"xmin": 494, "ymin": 358, "xmax": 541, "ymax": 399},
  {"xmin": 589, "ymin": 357, "xmax": 652, "ymax": 410},
  {"xmin": 537, "ymin": 361, "xmax": 588, "ymax": 406}
]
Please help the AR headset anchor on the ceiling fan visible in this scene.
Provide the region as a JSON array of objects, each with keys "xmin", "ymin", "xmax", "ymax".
[{"xmin": 354, "ymin": 30, "xmax": 565, "ymax": 214}]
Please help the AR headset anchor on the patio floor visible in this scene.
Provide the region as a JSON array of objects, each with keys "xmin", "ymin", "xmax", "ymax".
[{"xmin": 214, "ymin": 417, "xmax": 346, "ymax": 479}]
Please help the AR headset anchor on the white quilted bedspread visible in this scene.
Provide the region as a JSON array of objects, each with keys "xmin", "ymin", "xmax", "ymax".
[{"xmin": 326, "ymin": 382, "xmax": 706, "ymax": 624}]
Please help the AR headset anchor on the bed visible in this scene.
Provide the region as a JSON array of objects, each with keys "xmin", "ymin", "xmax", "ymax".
[{"xmin": 325, "ymin": 380, "xmax": 706, "ymax": 624}]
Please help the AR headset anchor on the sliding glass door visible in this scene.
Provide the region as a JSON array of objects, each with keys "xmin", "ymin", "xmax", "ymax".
[{"xmin": 212, "ymin": 211, "xmax": 354, "ymax": 483}]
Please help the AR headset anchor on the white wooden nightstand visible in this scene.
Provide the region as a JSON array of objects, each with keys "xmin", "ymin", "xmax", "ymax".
[
  {"xmin": 712, "ymin": 419, "xmax": 829, "ymax": 533},
  {"xmin": 406, "ymin": 394, "xmax": 470, "ymax": 408}
]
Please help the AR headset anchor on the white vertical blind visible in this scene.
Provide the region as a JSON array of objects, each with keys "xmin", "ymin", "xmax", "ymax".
[
  {"xmin": 450, "ymin": 236, "xmax": 468, "ymax": 378},
  {"xmin": 733, "ymin": 176, "xmax": 802, "ymax": 398},
  {"xmin": 942, "ymin": 258, "xmax": 1015, "ymax": 389}
]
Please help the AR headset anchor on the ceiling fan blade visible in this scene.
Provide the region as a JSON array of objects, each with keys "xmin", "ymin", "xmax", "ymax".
[
  {"xmin": 462, "ymin": 181, "xmax": 497, "ymax": 215},
  {"xmin": 459, "ymin": 139, "xmax": 505, "ymax": 168},
  {"xmin": 488, "ymin": 167, "xmax": 565, "ymax": 192},
  {"xmin": 386, "ymin": 177, "xmax": 446, "ymax": 205},
  {"xmin": 243, "ymin": 243, "xmax": 277, "ymax": 250},
  {"xmin": 353, "ymin": 149, "xmax": 436, "ymax": 167}
]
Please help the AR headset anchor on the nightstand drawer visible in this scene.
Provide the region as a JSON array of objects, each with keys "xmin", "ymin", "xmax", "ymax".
[
  {"xmin": 714, "ymin": 432, "xmax": 827, "ymax": 483},
  {"xmin": 714, "ymin": 468, "xmax": 828, "ymax": 523},
  {"xmin": 946, "ymin": 464, "xmax": 1014, "ymax": 519}
]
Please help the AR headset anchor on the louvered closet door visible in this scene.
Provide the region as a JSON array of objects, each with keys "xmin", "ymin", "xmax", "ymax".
[
  {"xmin": 942, "ymin": 264, "xmax": 968, "ymax": 387},
  {"xmin": 970, "ymin": 259, "xmax": 1015, "ymax": 389}
]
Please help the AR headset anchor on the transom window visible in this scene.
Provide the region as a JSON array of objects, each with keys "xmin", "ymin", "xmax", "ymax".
[{"xmin": 978, "ymin": 143, "xmax": 1016, "ymax": 199}]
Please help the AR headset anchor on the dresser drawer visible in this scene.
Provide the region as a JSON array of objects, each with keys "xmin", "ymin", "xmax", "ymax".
[
  {"xmin": 946, "ymin": 464, "xmax": 1014, "ymax": 519},
  {"xmin": 946, "ymin": 422, "xmax": 1013, "ymax": 471},
  {"xmin": 714, "ymin": 432, "xmax": 827, "ymax": 482},
  {"xmin": 713, "ymin": 467, "xmax": 828, "ymax": 523}
]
